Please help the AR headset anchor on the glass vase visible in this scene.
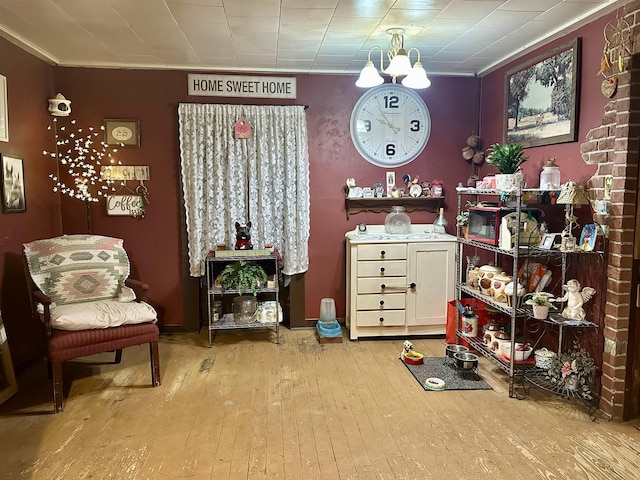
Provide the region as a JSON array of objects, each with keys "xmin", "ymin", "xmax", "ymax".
[{"xmin": 384, "ymin": 206, "xmax": 411, "ymax": 234}]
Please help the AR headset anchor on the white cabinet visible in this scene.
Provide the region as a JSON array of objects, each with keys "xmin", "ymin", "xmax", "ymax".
[{"xmin": 345, "ymin": 225, "xmax": 456, "ymax": 340}]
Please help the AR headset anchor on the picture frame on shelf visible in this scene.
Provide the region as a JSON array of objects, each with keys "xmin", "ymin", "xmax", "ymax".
[
  {"xmin": 1, "ymin": 153, "xmax": 26, "ymax": 213},
  {"xmin": 104, "ymin": 118, "xmax": 140, "ymax": 147},
  {"xmin": 0, "ymin": 74, "xmax": 7, "ymax": 142},
  {"xmin": 504, "ymin": 37, "xmax": 580, "ymax": 148},
  {"xmin": 579, "ymin": 224, "xmax": 597, "ymax": 251},
  {"xmin": 539, "ymin": 233, "xmax": 557, "ymax": 250},
  {"xmin": 560, "ymin": 235, "xmax": 576, "ymax": 252}
]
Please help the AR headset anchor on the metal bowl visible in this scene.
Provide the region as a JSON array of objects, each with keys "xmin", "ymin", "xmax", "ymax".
[
  {"xmin": 453, "ymin": 351, "xmax": 479, "ymax": 370},
  {"xmin": 445, "ymin": 344, "xmax": 469, "ymax": 358}
]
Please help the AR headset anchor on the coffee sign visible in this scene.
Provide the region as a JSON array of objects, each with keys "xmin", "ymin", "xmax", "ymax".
[{"xmin": 106, "ymin": 195, "xmax": 143, "ymax": 217}]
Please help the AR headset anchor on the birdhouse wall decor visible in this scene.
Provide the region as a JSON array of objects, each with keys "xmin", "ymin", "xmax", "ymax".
[{"xmin": 234, "ymin": 117, "xmax": 252, "ymax": 139}]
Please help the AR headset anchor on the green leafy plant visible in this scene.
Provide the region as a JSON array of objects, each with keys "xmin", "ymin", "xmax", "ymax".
[
  {"xmin": 456, "ymin": 201, "xmax": 477, "ymax": 227},
  {"xmin": 525, "ymin": 291, "xmax": 556, "ymax": 307},
  {"xmin": 486, "ymin": 143, "xmax": 528, "ymax": 174},
  {"xmin": 220, "ymin": 260, "xmax": 267, "ymax": 295},
  {"xmin": 545, "ymin": 347, "xmax": 596, "ymax": 400}
]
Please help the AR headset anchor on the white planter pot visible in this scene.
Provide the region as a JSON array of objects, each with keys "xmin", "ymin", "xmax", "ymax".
[
  {"xmin": 532, "ymin": 304, "xmax": 549, "ymax": 320},
  {"xmin": 495, "ymin": 173, "xmax": 525, "ymax": 192}
]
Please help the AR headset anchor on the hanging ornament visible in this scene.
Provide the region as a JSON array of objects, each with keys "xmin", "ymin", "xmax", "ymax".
[
  {"xmin": 234, "ymin": 117, "xmax": 252, "ymax": 139},
  {"xmin": 601, "ymin": 77, "xmax": 618, "ymax": 98}
]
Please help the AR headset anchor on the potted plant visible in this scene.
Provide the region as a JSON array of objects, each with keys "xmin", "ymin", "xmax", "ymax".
[
  {"xmin": 456, "ymin": 201, "xmax": 476, "ymax": 238},
  {"xmin": 486, "ymin": 143, "xmax": 528, "ymax": 191},
  {"xmin": 524, "ymin": 291, "xmax": 556, "ymax": 320},
  {"xmin": 545, "ymin": 347, "xmax": 596, "ymax": 400},
  {"xmin": 219, "ymin": 260, "xmax": 267, "ymax": 296}
]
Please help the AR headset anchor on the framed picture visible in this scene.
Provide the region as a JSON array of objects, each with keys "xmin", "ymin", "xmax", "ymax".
[
  {"xmin": 1, "ymin": 154, "xmax": 26, "ymax": 213},
  {"xmin": 504, "ymin": 38, "xmax": 580, "ymax": 148},
  {"xmin": 560, "ymin": 235, "xmax": 576, "ymax": 252},
  {"xmin": 539, "ymin": 233, "xmax": 557, "ymax": 250},
  {"xmin": 104, "ymin": 118, "xmax": 140, "ymax": 147},
  {"xmin": 0, "ymin": 74, "xmax": 7, "ymax": 142},
  {"xmin": 579, "ymin": 224, "xmax": 597, "ymax": 251}
]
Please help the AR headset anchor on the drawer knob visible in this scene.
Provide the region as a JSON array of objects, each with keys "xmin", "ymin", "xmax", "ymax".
[
  {"xmin": 379, "ymin": 300, "xmax": 385, "ymax": 306},
  {"xmin": 379, "ymin": 317, "xmax": 384, "ymax": 323},
  {"xmin": 380, "ymin": 267, "xmax": 385, "ymax": 273},
  {"xmin": 380, "ymin": 250, "xmax": 386, "ymax": 256},
  {"xmin": 409, "ymin": 282, "xmax": 416, "ymax": 289},
  {"xmin": 381, "ymin": 283, "xmax": 386, "ymax": 289}
]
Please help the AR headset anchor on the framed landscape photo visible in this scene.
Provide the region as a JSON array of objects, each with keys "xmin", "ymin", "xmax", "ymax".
[
  {"xmin": 504, "ymin": 38, "xmax": 580, "ymax": 148},
  {"xmin": 1, "ymin": 154, "xmax": 26, "ymax": 213},
  {"xmin": 104, "ymin": 118, "xmax": 140, "ymax": 147}
]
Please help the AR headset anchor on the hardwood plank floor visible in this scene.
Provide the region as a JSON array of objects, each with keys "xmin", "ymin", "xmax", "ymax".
[{"xmin": 1, "ymin": 328, "xmax": 640, "ymax": 479}]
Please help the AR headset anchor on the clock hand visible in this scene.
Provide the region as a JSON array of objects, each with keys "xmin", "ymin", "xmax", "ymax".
[
  {"xmin": 376, "ymin": 118, "xmax": 400, "ymax": 133},
  {"xmin": 377, "ymin": 106, "xmax": 400, "ymax": 133}
]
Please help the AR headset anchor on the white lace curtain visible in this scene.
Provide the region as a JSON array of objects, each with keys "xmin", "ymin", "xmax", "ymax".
[{"xmin": 178, "ymin": 103, "xmax": 310, "ymax": 277}]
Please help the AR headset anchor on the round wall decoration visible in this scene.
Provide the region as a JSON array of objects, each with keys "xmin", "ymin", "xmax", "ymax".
[{"xmin": 350, "ymin": 84, "xmax": 431, "ymax": 167}]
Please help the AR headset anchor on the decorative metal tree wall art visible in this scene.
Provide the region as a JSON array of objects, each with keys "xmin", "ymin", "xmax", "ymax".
[{"xmin": 43, "ymin": 118, "xmax": 124, "ymax": 231}]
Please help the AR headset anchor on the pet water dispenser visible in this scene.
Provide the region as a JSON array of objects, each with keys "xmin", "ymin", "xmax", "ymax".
[{"xmin": 317, "ymin": 298, "xmax": 342, "ymax": 338}]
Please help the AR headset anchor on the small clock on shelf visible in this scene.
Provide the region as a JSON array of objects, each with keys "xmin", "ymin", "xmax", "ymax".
[{"xmin": 350, "ymin": 84, "xmax": 431, "ymax": 167}]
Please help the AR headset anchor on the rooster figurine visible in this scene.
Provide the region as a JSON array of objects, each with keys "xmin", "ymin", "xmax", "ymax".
[{"xmin": 552, "ymin": 279, "xmax": 596, "ymax": 321}]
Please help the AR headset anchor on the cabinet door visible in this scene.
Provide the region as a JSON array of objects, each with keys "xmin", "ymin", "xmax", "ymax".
[{"xmin": 406, "ymin": 241, "xmax": 455, "ymax": 327}]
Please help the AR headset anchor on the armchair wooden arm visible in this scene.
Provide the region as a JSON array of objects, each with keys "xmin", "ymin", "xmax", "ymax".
[
  {"xmin": 125, "ymin": 278, "xmax": 150, "ymax": 302},
  {"xmin": 32, "ymin": 289, "xmax": 53, "ymax": 338}
]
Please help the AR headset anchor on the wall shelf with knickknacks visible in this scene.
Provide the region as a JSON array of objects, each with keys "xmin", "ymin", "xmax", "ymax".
[{"xmin": 345, "ymin": 196, "xmax": 444, "ymax": 220}]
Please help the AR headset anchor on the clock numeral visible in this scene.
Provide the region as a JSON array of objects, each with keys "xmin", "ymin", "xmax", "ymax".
[
  {"xmin": 384, "ymin": 95, "xmax": 399, "ymax": 109},
  {"xmin": 386, "ymin": 144, "xmax": 396, "ymax": 156},
  {"xmin": 410, "ymin": 120, "xmax": 420, "ymax": 132},
  {"xmin": 362, "ymin": 120, "xmax": 371, "ymax": 132}
]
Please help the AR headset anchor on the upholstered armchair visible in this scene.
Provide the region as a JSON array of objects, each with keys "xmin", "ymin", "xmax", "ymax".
[{"xmin": 23, "ymin": 234, "xmax": 161, "ymax": 413}]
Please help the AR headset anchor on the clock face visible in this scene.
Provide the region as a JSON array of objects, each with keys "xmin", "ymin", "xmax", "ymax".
[{"xmin": 350, "ymin": 84, "xmax": 431, "ymax": 167}]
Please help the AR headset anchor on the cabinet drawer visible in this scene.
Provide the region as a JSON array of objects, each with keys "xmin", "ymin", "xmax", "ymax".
[
  {"xmin": 357, "ymin": 244, "xmax": 407, "ymax": 261},
  {"xmin": 358, "ymin": 260, "xmax": 406, "ymax": 277},
  {"xmin": 356, "ymin": 310, "xmax": 406, "ymax": 327},
  {"xmin": 357, "ymin": 277, "xmax": 407, "ymax": 294},
  {"xmin": 357, "ymin": 293, "xmax": 405, "ymax": 310}
]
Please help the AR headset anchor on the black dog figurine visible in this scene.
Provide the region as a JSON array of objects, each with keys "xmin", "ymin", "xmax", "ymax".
[{"xmin": 235, "ymin": 221, "xmax": 253, "ymax": 250}]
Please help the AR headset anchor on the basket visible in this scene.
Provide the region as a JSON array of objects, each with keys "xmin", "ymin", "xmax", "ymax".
[{"xmin": 534, "ymin": 348, "xmax": 557, "ymax": 369}]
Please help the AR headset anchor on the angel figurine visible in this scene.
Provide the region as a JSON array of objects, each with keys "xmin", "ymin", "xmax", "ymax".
[{"xmin": 552, "ymin": 279, "xmax": 596, "ymax": 320}]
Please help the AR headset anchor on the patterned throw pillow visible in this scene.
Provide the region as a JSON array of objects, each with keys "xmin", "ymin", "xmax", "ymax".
[{"xmin": 24, "ymin": 234, "xmax": 131, "ymax": 306}]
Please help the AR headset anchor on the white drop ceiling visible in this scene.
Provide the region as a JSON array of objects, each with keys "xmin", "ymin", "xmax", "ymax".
[{"xmin": 0, "ymin": 0, "xmax": 622, "ymax": 76}]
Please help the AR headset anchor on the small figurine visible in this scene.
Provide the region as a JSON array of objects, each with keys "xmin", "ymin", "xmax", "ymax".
[
  {"xmin": 552, "ymin": 279, "xmax": 596, "ymax": 320},
  {"xmin": 235, "ymin": 221, "xmax": 253, "ymax": 250},
  {"xmin": 400, "ymin": 340, "xmax": 413, "ymax": 360}
]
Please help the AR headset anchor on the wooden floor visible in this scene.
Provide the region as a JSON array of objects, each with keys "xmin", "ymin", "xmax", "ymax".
[{"xmin": 1, "ymin": 327, "xmax": 640, "ymax": 480}]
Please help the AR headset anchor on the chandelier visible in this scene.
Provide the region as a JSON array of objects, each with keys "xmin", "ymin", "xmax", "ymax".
[{"xmin": 355, "ymin": 28, "xmax": 431, "ymax": 89}]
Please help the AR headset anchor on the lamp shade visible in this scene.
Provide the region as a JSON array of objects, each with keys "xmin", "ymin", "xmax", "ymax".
[
  {"xmin": 556, "ymin": 181, "xmax": 589, "ymax": 205},
  {"xmin": 401, "ymin": 61, "xmax": 431, "ymax": 89},
  {"xmin": 384, "ymin": 49, "xmax": 412, "ymax": 77},
  {"xmin": 356, "ymin": 61, "xmax": 384, "ymax": 88}
]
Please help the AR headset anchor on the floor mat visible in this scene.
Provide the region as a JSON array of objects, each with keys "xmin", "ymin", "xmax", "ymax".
[{"xmin": 400, "ymin": 356, "xmax": 493, "ymax": 391}]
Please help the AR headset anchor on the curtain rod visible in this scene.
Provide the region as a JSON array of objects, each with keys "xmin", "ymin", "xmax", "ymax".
[{"xmin": 176, "ymin": 102, "xmax": 308, "ymax": 109}]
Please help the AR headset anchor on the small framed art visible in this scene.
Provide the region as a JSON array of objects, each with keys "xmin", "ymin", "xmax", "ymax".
[
  {"xmin": 539, "ymin": 233, "xmax": 556, "ymax": 250},
  {"xmin": 560, "ymin": 236, "xmax": 576, "ymax": 252},
  {"xmin": 579, "ymin": 224, "xmax": 597, "ymax": 251},
  {"xmin": 104, "ymin": 118, "xmax": 140, "ymax": 147},
  {"xmin": 1, "ymin": 153, "xmax": 26, "ymax": 213}
]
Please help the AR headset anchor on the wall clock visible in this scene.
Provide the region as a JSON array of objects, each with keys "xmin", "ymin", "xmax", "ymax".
[{"xmin": 350, "ymin": 84, "xmax": 431, "ymax": 167}]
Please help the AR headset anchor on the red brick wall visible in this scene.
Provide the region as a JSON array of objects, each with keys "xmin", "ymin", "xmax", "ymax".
[{"xmin": 581, "ymin": 0, "xmax": 640, "ymax": 419}]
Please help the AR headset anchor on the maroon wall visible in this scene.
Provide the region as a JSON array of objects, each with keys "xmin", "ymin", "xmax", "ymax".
[
  {"xmin": 0, "ymin": 39, "xmax": 61, "ymax": 368},
  {"xmin": 51, "ymin": 69, "xmax": 479, "ymax": 327},
  {"xmin": 479, "ymin": 12, "xmax": 616, "ymax": 186},
  {"xmin": 0, "ymin": 8, "xmax": 618, "ymax": 371}
]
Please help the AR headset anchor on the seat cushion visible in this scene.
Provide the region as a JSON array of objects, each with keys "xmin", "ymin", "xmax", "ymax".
[
  {"xmin": 49, "ymin": 323, "xmax": 159, "ymax": 362},
  {"xmin": 47, "ymin": 300, "xmax": 158, "ymax": 331},
  {"xmin": 23, "ymin": 234, "xmax": 134, "ymax": 306}
]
